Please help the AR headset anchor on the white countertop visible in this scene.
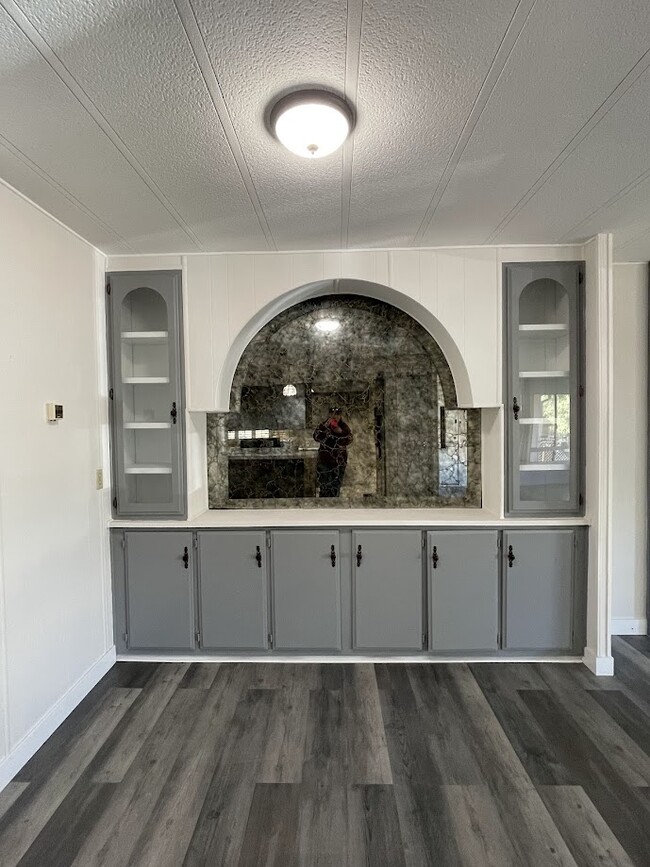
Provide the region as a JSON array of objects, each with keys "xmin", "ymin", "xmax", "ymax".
[{"xmin": 110, "ymin": 508, "xmax": 590, "ymax": 529}]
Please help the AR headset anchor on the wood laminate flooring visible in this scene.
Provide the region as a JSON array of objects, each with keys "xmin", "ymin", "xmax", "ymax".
[{"xmin": 1, "ymin": 637, "xmax": 650, "ymax": 866}]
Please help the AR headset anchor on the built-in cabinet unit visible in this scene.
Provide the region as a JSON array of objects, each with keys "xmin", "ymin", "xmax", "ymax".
[
  {"xmin": 271, "ymin": 530, "xmax": 342, "ymax": 650},
  {"xmin": 111, "ymin": 526, "xmax": 586, "ymax": 657},
  {"xmin": 106, "ymin": 271, "xmax": 186, "ymax": 518},
  {"xmin": 428, "ymin": 531, "xmax": 499, "ymax": 651},
  {"xmin": 197, "ymin": 531, "xmax": 267, "ymax": 650},
  {"xmin": 504, "ymin": 262, "xmax": 584, "ymax": 516}
]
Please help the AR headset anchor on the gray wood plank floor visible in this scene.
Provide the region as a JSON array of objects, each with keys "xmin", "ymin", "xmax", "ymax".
[{"xmin": 1, "ymin": 637, "xmax": 649, "ymax": 866}]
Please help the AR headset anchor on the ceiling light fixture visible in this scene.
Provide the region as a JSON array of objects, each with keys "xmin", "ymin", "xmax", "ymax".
[
  {"xmin": 271, "ymin": 90, "xmax": 354, "ymax": 159},
  {"xmin": 313, "ymin": 318, "xmax": 341, "ymax": 333}
]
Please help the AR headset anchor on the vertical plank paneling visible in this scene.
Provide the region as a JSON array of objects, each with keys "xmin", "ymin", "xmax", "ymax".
[
  {"xmin": 184, "ymin": 255, "xmax": 213, "ymax": 410},
  {"xmin": 290, "ymin": 252, "xmax": 324, "ymax": 289},
  {"xmin": 253, "ymin": 254, "xmax": 292, "ymax": 309},
  {"xmin": 436, "ymin": 249, "xmax": 466, "ymax": 359},
  {"xmin": 388, "ymin": 250, "xmax": 421, "ymax": 301},
  {"xmin": 419, "ymin": 250, "xmax": 438, "ymax": 316},
  {"xmin": 208, "ymin": 255, "xmax": 229, "ymax": 408},
  {"xmin": 463, "ymin": 248, "xmax": 499, "ymax": 406},
  {"xmin": 226, "ymin": 254, "xmax": 255, "ymax": 341}
]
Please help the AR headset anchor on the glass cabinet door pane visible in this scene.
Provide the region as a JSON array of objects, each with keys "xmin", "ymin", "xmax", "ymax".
[{"xmin": 505, "ymin": 264, "xmax": 583, "ymax": 515}]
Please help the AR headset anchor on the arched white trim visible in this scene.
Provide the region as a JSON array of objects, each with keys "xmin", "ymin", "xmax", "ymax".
[{"xmin": 216, "ymin": 278, "xmax": 473, "ymax": 409}]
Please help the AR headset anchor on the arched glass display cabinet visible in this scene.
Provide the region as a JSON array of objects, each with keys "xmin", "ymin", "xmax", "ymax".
[
  {"xmin": 107, "ymin": 271, "xmax": 186, "ymax": 517},
  {"xmin": 504, "ymin": 262, "xmax": 584, "ymax": 516}
]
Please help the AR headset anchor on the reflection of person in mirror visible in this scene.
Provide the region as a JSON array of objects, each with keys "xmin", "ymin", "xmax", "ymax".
[{"xmin": 313, "ymin": 408, "xmax": 353, "ymax": 497}]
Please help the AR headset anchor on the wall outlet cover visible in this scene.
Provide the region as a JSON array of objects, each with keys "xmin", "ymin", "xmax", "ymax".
[{"xmin": 96, "ymin": 469, "xmax": 104, "ymax": 490}]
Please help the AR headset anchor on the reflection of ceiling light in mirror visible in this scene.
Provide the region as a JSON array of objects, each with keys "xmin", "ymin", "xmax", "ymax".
[
  {"xmin": 282, "ymin": 384, "xmax": 297, "ymax": 396},
  {"xmin": 313, "ymin": 318, "xmax": 341, "ymax": 333}
]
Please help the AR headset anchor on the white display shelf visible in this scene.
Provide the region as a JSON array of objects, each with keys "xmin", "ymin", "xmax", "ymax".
[
  {"xmin": 124, "ymin": 422, "xmax": 172, "ymax": 430},
  {"xmin": 125, "ymin": 464, "xmax": 173, "ymax": 475},
  {"xmin": 121, "ymin": 331, "xmax": 168, "ymax": 343},
  {"xmin": 519, "ymin": 370, "xmax": 569, "ymax": 379},
  {"xmin": 122, "ymin": 376, "xmax": 170, "ymax": 384},
  {"xmin": 520, "ymin": 463, "xmax": 569, "ymax": 472},
  {"xmin": 519, "ymin": 324, "xmax": 568, "ymax": 334}
]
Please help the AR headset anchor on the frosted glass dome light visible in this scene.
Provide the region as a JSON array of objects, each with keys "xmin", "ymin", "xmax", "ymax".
[{"xmin": 271, "ymin": 91, "xmax": 354, "ymax": 159}]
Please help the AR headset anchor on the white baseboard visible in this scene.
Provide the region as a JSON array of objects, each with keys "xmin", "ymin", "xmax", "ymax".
[
  {"xmin": 0, "ymin": 646, "xmax": 116, "ymax": 793},
  {"xmin": 611, "ymin": 618, "xmax": 647, "ymax": 635},
  {"xmin": 117, "ymin": 653, "xmax": 583, "ymax": 664},
  {"xmin": 582, "ymin": 646, "xmax": 615, "ymax": 676}
]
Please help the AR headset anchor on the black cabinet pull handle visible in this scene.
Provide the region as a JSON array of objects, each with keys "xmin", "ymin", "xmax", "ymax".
[
  {"xmin": 182, "ymin": 546, "xmax": 189, "ymax": 569},
  {"xmin": 356, "ymin": 544, "xmax": 363, "ymax": 567},
  {"xmin": 507, "ymin": 545, "xmax": 515, "ymax": 568},
  {"xmin": 512, "ymin": 397, "xmax": 520, "ymax": 421},
  {"xmin": 330, "ymin": 545, "xmax": 336, "ymax": 568},
  {"xmin": 171, "ymin": 402, "xmax": 178, "ymax": 424},
  {"xmin": 432, "ymin": 545, "xmax": 439, "ymax": 569},
  {"xmin": 255, "ymin": 545, "xmax": 262, "ymax": 568}
]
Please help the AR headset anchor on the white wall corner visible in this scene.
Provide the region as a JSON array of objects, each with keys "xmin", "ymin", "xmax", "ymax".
[
  {"xmin": 611, "ymin": 618, "xmax": 648, "ymax": 635},
  {"xmin": 0, "ymin": 646, "xmax": 116, "ymax": 793},
  {"xmin": 582, "ymin": 646, "xmax": 615, "ymax": 676}
]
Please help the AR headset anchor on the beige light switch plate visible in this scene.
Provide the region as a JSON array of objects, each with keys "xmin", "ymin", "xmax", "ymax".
[{"xmin": 96, "ymin": 469, "xmax": 104, "ymax": 490}]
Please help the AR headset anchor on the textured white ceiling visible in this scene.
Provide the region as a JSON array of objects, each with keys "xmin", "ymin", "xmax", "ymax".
[{"xmin": 0, "ymin": 0, "xmax": 649, "ymax": 260}]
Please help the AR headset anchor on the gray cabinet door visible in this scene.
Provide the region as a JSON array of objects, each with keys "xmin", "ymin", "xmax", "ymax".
[
  {"xmin": 504, "ymin": 261, "xmax": 584, "ymax": 516},
  {"xmin": 353, "ymin": 530, "xmax": 423, "ymax": 650},
  {"xmin": 198, "ymin": 531, "xmax": 268, "ymax": 649},
  {"xmin": 125, "ymin": 531, "xmax": 195, "ymax": 650},
  {"xmin": 271, "ymin": 530, "xmax": 341, "ymax": 650},
  {"xmin": 107, "ymin": 271, "xmax": 186, "ymax": 518},
  {"xmin": 503, "ymin": 529, "xmax": 574, "ymax": 650},
  {"xmin": 429, "ymin": 531, "xmax": 499, "ymax": 651}
]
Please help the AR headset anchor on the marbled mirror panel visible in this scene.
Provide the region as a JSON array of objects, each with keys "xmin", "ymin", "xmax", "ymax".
[{"xmin": 207, "ymin": 295, "xmax": 481, "ymax": 508}]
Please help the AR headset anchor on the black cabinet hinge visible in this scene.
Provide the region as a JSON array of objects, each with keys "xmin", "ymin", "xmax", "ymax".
[
  {"xmin": 106, "ymin": 281, "xmax": 111, "ymax": 295},
  {"xmin": 268, "ymin": 632, "xmax": 274, "ymax": 649},
  {"xmin": 579, "ymin": 493, "xmax": 584, "ymax": 507},
  {"xmin": 109, "ymin": 387, "xmax": 114, "ymax": 400},
  {"xmin": 578, "ymin": 270, "xmax": 584, "ymax": 284},
  {"xmin": 113, "ymin": 496, "xmax": 118, "ymax": 510},
  {"xmin": 195, "ymin": 631, "xmax": 201, "ymax": 647},
  {"xmin": 579, "ymin": 385, "xmax": 584, "ymax": 397},
  {"xmin": 422, "ymin": 631, "xmax": 428, "ymax": 649}
]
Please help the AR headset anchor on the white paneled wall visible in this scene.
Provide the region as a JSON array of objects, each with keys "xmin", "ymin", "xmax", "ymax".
[
  {"xmin": 176, "ymin": 248, "xmax": 501, "ymax": 410},
  {"xmin": 611, "ymin": 264, "xmax": 647, "ymax": 634}
]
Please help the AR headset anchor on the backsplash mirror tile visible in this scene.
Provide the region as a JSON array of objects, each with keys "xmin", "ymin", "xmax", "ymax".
[{"xmin": 207, "ymin": 295, "xmax": 481, "ymax": 508}]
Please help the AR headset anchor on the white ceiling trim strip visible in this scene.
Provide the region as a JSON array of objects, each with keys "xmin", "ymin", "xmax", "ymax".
[
  {"xmin": 413, "ymin": 0, "xmax": 538, "ymax": 246},
  {"xmin": 173, "ymin": 0, "xmax": 277, "ymax": 251},
  {"xmin": 486, "ymin": 45, "xmax": 650, "ymax": 243},
  {"xmin": 1, "ymin": 0, "xmax": 204, "ymax": 251}
]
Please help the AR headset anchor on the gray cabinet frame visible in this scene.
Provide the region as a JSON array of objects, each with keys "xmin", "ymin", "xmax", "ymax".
[
  {"xmin": 503, "ymin": 261, "xmax": 585, "ymax": 516},
  {"xmin": 106, "ymin": 270, "xmax": 186, "ymax": 518}
]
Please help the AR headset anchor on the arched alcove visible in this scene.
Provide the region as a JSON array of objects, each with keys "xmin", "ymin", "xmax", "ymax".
[
  {"xmin": 216, "ymin": 278, "xmax": 474, "ymax": 410},
  {"xmin": 207, "ymin": 291, "xmax": 481, "ymax": 509}
]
